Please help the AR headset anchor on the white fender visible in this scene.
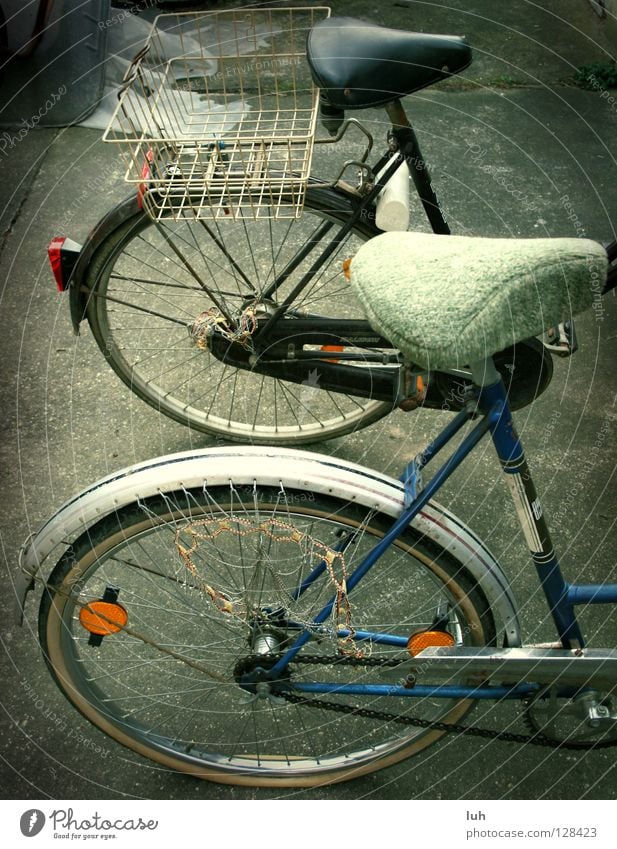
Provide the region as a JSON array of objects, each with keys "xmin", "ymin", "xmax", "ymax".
[{"xmin": 17, "ymin": 446, "xmax": 521, "ymax": 645}]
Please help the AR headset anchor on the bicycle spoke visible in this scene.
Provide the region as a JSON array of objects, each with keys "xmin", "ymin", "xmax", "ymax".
[
  {"xmin": 198, "ymin": 218, "xmax": 256, "ymax": 295},
  {"xmin": 90, "ymin": 291, "xmax": 190, "ymax": 327},
  {"xmin": 126, "ymin": 238, "xmax": 198, "ymax": 289},
  {"xmin": 42, "ymin": 479, "xmax": 494, "ymax": 783},
  {"xmin": 88, "ymin": 193, "xmax": 390, "ymax": 442},
  {"xmin": 109, "ymin": 274, "xmax": 205, "ymax": 292},
  {"xmin": 154, "ymin": 221, "xmax": 234, "ymax": 321}
]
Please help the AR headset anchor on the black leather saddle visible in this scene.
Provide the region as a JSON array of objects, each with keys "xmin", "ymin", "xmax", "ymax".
[{"xmin": 307, "ymin": 17, "xmax": 471, "ymax": 111}]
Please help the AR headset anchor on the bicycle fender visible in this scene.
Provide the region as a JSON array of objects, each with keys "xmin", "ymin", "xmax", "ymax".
[
  {"xmin": 16, "ymin": 446, "xmax": 521, "ymax": 646},
  {"xmin": 67, "ymin": 194, "xmax": 143, "ymax": 333}
]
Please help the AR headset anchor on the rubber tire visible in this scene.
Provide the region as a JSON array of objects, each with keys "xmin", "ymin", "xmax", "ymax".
[
  {"xmin": 39, "ymin": 485, "xmax": 497, "ymax": 787},
  {"xmin": 82, "ymin": 185, "xmax": 393, "ymax": 445}
]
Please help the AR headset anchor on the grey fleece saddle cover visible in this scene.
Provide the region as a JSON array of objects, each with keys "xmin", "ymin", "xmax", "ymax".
[{"xmin": 350, "ymin": 232, "xmax": 607, "ymax": 369}]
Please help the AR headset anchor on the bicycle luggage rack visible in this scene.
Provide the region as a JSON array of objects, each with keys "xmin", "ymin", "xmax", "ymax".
[{"xmin": 103, "ymin": 7, "xmax": 330, "ymax": 221}]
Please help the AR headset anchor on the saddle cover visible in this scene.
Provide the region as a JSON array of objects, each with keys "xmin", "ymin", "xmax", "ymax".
[{"xmin": 350, "ymin": 232, "xmax": 607, "ymax": 369}]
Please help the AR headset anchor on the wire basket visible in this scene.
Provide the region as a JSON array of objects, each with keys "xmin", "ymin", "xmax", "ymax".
[{"xmin": 103, "ymin": 7, "xmax": 331, "ymax": 221}]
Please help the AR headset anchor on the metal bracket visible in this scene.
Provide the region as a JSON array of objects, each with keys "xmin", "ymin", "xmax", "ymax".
[
  {"xmin": 314, "ymin": 117, "xmax": 374, "ymax": 162},
  {"xmin": 544, "ymin": 319, "xmax": 577, "ymax": 357},
  {"xmin": 315, "ymin": 118, "xmax": 376, "ymax": 191}
]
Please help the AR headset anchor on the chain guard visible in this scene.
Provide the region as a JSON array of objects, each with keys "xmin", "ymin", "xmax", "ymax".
[{"xmin": 278, "ymin": 654, "xmax": 617, "ymax": 751}]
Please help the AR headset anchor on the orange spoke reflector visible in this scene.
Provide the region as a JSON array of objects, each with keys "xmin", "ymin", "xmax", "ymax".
[
  {"xmin": 342, "ymin": 257, "xmax": 352, "ymax": 280},
  {"xmin": 407, "ymin": 629, "xmax": 455, "ymax": 657},
  {"xmin": 320, "ymin": 344, "xmax": 344, "ymax": 363},
  {"xmin": 79, "ymin": 601, "xmax": 128, "ymax": 636}
]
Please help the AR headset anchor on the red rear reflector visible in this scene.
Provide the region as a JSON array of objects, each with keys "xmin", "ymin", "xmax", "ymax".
[
  {"xmin": 48, "ymin": 236, "xmax": 67, "ymax": 291},
  {"xmin": 47, "ymin": 236, "xmax": 82, "ymax": 291}
]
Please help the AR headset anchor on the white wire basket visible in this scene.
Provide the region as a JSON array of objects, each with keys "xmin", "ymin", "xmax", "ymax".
[{"xmin": 103, "ymin": 7, "xmax": 331, "ymax": 221}]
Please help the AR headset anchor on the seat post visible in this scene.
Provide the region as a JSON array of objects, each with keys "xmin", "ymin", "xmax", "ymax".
[
  {"xmin": 385, "ymin": 100, "xmax": 450, "ymax": 235},
  {"xmin": 385, "ymin": 99, "xmax": 411, "ymax": 129},
  {"xmin": 469, "ymin": 358, "xmax": 501, "ymax": 388}
]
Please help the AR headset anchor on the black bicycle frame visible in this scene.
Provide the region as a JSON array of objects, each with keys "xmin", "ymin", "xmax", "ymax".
[
  {"xmin": 254, "ymin": 101, "xmax": 450, "ymax": 345},
  {"xmin": 209, "ymin": 334, "xmax": 402, "ymax": 404},
  {"xmin": 206, "ymin": 103, "xmax": 450, "ymax": 402},
  {"xmin": 603, "ymin": 238, "xmax": 617, "ymax": 294}
]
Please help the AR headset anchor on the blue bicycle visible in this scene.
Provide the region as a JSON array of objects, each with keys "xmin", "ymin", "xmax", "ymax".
[{"xmin": 19, "ymin": 222, "xmax": 617, "ymax": 786}]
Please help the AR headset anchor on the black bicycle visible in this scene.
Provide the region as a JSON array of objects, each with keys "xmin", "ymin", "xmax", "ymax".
[{"xmin": 48, "ymin": 10, "xmax": 617, "ymax": 444}]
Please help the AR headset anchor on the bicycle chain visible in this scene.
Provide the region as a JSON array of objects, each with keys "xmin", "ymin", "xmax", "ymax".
[{"xmin": 283, "ymin": 654, "xmax": 617, "ymax": 751}]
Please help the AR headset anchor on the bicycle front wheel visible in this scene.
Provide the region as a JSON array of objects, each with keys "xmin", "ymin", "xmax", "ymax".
[
  {"xmin": 83, "ymin": 186, "xmax": 390, "ymax": 444},
  {"xmin": 39, "ymin": 482, "xmax": 496, "ymax": 787}
]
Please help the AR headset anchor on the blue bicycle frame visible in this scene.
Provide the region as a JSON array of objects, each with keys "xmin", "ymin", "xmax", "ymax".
[{"xmin": 263, "ymin": 358, "xmax": 617, "ymax": 701}]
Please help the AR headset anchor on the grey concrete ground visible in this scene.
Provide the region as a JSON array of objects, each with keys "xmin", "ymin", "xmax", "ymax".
[{"xmin": 1, "ymin": 0, "xmax": 616, "ymax": 800}]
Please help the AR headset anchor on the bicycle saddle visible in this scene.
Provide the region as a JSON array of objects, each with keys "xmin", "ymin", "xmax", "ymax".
[
  {"xmin": 350, "ymin": 232, "xmax": 607, "ymax": 369},
  {"xmin": 307, "ymin": 17, "xmax": 471, "ymax": 110}
]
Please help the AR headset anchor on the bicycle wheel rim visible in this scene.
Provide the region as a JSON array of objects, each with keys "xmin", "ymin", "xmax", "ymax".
[
  {"xmin": 40, "ymin": 485, "xmax": 495, "ymax": 786},
  {"xmin": 85, "ymin": 188, "xmax": 392, "ymax": 444}
]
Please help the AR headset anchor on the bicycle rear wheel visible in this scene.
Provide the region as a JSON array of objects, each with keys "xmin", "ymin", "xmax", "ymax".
[
  {"xmin": 83, "ymin": 186, "xmax": 391, "ymax": 444},
  {"xmin": 39, "ymin": 482, "xmax": 496, "ymax": 787}
]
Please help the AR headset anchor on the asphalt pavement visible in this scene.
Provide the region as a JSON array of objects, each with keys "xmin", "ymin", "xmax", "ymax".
[{"xmin": 1, "ymin": 0, "xmax": 616, "ymax": 801}]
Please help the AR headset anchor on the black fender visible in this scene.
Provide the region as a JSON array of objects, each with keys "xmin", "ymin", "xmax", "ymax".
[
  {"xmin": 67, "ymin": 181, "xmax": 378, "ymax": 333},
  {"xmin": 68, "ymin": 194, "xmax": 144, "ymax": 333}
]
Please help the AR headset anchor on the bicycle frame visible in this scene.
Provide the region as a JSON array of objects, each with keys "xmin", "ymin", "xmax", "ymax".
[
  {"xmin": 56, "ymin": 101, "xmax": 553, "ymax": 416},
  {"xmin": 203, "ymin": 103, "xmax": 550, "ymax": 413},
  {"xmin": 195, "ymin": 103, "xmax": 460, "ymax": 407},
  {"xmin": 254, "ymin": 101, "xmax": 449, "ymax": 344},
  {"xmin": 261, "ymin": 359, "xmax": 617, "ymax": 701}
]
